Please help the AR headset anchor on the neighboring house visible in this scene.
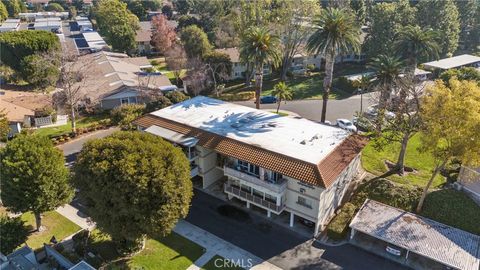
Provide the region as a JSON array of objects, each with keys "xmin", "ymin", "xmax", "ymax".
[
  {"xmin": 456, "ymin": 166, "xmax": 480, "ymax": 204},
  {"xmin": 33, "ymin": 17, "xmax": 62, "ymax": 32},
  {"xmin": 214, "ymin": 48, "xmax": 272, "ymax": 80},
  {"xmin": 134, "ymin": 96, "xmax": 366, "ymax": 236},
  {"xmin": 136, "ymin": 21, "xmax": 153, "ymax": 55},
  {"xmin": 423, "ymin": 54, "xmax": 480, "ymax": 72},
  {"xmin": 0, "ymin": 245, "xmax": 95, "ymax": 270},
  {"xmin": 350, "ymin": 199, "xmax": 480, "ymax": 270},
  {"xmin": 0, "ymin": 19, "xmax": 20, "ymax": 32},
  {"xmin": 19, "ymin": 12, "xmax": 69, "ymax": 21},
  {"xmin": 0, "ymin": 90, "xmax": 55, "ymax": 136},
  {"xmin": 75, "ymin": 51, "xmax": 175, "ymax": 110}
]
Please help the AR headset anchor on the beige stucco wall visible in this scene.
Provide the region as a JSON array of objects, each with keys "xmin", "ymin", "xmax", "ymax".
[{"xmin": 285, "ymin": 176, "xmax": 323, "ymax": 221}]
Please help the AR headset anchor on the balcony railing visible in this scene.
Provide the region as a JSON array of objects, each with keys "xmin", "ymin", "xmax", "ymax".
[
  {"xmin": 224, "ymin": 185, "xmax": 285, "ymax": 214},
  {"xmin": 184, "ymin": 149, "xmax": 198, "ymax": 160},
  {"xmin": 223, "ymin": 165, "xmax": 287, "ymax": 194}
]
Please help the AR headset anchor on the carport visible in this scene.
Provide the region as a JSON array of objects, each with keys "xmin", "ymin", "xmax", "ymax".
[{"xmin": 349, "ymin": 199, "xmax": 480, "ymax": 270}]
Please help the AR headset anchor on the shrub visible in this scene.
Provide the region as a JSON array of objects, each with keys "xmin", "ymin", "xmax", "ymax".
[
  {"xmin": 150, "ymin": 59, "xmax": 159, "ymax": 66},
  {"xmin": 165, "ymin": 91, "xmax": 188, "ymax": 104},
  {"xmin": 326, "ymin": 203, "xmax": 356, "ymax": 240},
  {"xmin": 110, "ymin": 104, "xmax": 146, "ymax": 130},
  {"xmin": 333, "ymin": 77, "xmax": 356, "ymax": 94},
  {"xmin": 306, "ymin": 64, "xmax": 316, "ymax": 71},
  {"xmin": 145, "ymin": 96, "xmax": 172, "ymax": 113},
  {"xmin": 0, "ymin": 215, "xmax": 28, "ymax": 254},
  {"xmin": 219, "ymin": 91, "xmax": 255, "ymax": 101},
  {"xmin": 98, "ymin": 119, "xmax": 112, "ymax": 127},
  {"xmin": 350, "ymin": 178, "xmax": 422, "ymax": 212}
]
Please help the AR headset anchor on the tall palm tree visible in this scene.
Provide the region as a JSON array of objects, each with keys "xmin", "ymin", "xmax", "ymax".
[
  {"xmin": 240, "ymin": 27, "xmax": 281, "ymax": 109},
  {"xmin": 368, "ymin": 54, "xmax": 404, "ymax": 110},
  {"xmin": 271, "ymin": 82, "xmax": 293, "ymax": 114},
  {"xmin": 307, "ymin": 8, "xmax": 361, "ymax": 123},
  {"xmin": 394, "ymin": 25, "xmax": 439, "ymax": 74}
]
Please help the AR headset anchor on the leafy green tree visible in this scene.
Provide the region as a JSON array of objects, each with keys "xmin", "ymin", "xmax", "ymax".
[
  {"xmin": 20, "ymin": 53, "xmax": 60, "ymax": 89},
  {"xmin": 350, "ymin": 0, "xmax": 366, "ymax": 25},
  {"xmin": 110, "ymin": 104, "xmax": 145, "ymax": 130},
  {"xmin": 416, "ymin": 0, "xmax": 460, "ymax": 56},
  {"xmin": 0, "ymin": 1, "xmax": 7, "ymax": 22},
  {"xmin": 0, "ymin": 30, "xmax": 61, "ymax": 72},
  {"xmin": 165, "ymin": 91, "xmax": 188, "ymax": 104},
  {"xmin": 440, "ymin": 67, "xmax": 480, "ymax": 85},
  {"xmin": 272, "ymin": 82, "xmax": 292, "ymax": 114},
  {"xmin": 0, "ymin": 215, "xmax": 28, "ymax": 254},
  {"xmin": 96, "ymin": 0, "xmax": 139, "ymax": 53},
  {"xmin": 204, "ymin": 51, "xmax": 232, "ymax": 96},
  {"xmin": 177, "ymin": 14, "xmax": 202, "ymax": 31},
  {"xmin": 180, "ymin": 25, "xmax": 212, "ymax": 59},
  {"xmin": 73, "ymin": 131, "xmax": 193, "ymax": 253},
  {"xmin": 173, "ymin": 0, "xmax": 191, "ymax": 15},
  {"xmin": 0, "ymin": 109, "xmax": 9, "ymax": 140},
  {"xmin": 0, "ymin": 135, "xmax": 73, "ymax": 231},
  {"xmin": 1, "ymin": 0, "xmax": 21, "ymax": 17},
  {"xmin": 417, "ymin": 79, "xmax": 480, "ymax": 212},
  {"xmin": 162, "ymin": 3, "xmax": 173, "ymax": 19},
  {"xmin": 240, "ymin": 26, "xmax": 281, "ymax": 109},
  {"xmin": 124, "ymin": 0, "xmax": 146, "ymax": 21},
  {"xmin": 454, "ymin": 0, "xmax": 477, "ymax": 50},
  {"xmin": 363, "ymin": 0, "xmax": 416, "ymax": 59},
  {"xmin": 307, "ymin": 8, "xmax": 361, "ymax": 123},
  {"xmin": 45, "ymin": 3, "xmax": 64, "ymax": 12}
]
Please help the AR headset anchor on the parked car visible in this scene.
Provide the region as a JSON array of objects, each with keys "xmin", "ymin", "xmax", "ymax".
[
  {"xmin": 289, "ymin": 65, "xmax": 307, "ymax": 75},
  {"xmin": 257, "ymin": 95, "xmax": 277, "ymax": 104},
  {"xmin": 365, "ymin": 104, "xmax": 395, "ymax": 119},
  {"xmin": 299, "ymin": 218, "xmax": 315, "ymax": 228},
  {"xmin": 336, "ymin": 118, "xmax": 357, "ymax": 132}
]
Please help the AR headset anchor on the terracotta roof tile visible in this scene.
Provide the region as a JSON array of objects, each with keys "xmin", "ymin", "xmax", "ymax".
[{"xmin": 134, "ymin": 114, "xmax": 367, "ymax": 188}]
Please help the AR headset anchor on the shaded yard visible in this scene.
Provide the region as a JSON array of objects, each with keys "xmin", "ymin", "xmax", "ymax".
[
  {"xmin": 21, "ymin": 211, "xmax": 81, "ymax": 250},
  {"xmin": 361, "ymin": 133, "xmax": 445, "ymax": 188}
]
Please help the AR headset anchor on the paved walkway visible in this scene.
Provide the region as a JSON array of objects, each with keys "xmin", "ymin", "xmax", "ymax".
[
  {"xmin": 174, "ymin": 220, "xmax": 281, "ymax": 270},
  {"xmin": 56, "ymin": 204, "xmax": 95, "ymax": 230}
]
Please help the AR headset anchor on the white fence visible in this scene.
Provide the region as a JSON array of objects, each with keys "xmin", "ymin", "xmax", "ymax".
[{"xmin": 36, "ymin": 114, "xmax": 69, "ymax": 128}]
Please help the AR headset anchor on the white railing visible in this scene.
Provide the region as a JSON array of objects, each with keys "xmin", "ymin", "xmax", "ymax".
[
  {"xmin": 224, "ymin": 184, "xmax": 285, "ymax": 213},
  {"xmin": 223, "ymin": 166, "xmax": 287, "ymax": 194}
]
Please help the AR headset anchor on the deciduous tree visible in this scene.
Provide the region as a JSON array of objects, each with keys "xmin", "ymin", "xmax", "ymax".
[
  {"xmin": 73, "ymin": 132, "xmax": 192, "ymax": 254},
  {"xmin": 151, "ymin": 14, "xmax": 176, "ymax": 54},
  {"xmin": 96, "ymin": 0, "xmax": 140, "ymax": 53},
  {"xmin": 417, "ymin": 79, "xmax": 480, "ymax": 212},
  {"xmin": 45, "ymin": 3, "xmax": 64, "ymax": 12},
  {"xmin": 20, "ymin": 52, "xmax": 60, "ymax": 90},
  {"xmin": 0, "ymin": 1, "xmax": 7, "ymax": 22},
  {"xmin": 0, "ymin": 135, "xmax": 73, "ymax": 232},
  {"xmin": 179, "ymin": 25, "xmax": 212, "ymax": 59},
  {"xmin": 203, "ymin": 51, "xmax": 232, "ymax": 96},
  {"xmin": 1, "ymin": 0, "xmax": 21, "ymax": 18},
  {"xmin": 440, "ymin": 67, "xmax": 480, "ymax": 85},
  {"xmin": 165, "ymin": 44, "xmax": 187, "ymax": 85},
  {"xmin": 0, "ymin": 109, "xmax": 9, "ymax": 140}
]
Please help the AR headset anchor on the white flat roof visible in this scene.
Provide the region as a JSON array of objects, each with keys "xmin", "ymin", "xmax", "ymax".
[
  {"xmin": 350, "ymin": 199, "xmax": 480, "ymax": 270},
  {"xmin": 83, "ymin": 32, "xmax": 103, "ymax": 42},
  {"xmin": 423, "ymin": 54, "xmax": 480, "ymax": 70},
  {"xmin": 151, "ymin": 96, "xmax": 349, "ymax": 163}
]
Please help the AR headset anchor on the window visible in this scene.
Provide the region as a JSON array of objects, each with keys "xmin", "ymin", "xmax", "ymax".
[
  {"xmin": 237, "ymin": 160, "xmax": 249, "ymax": 171},
  {"xmin": 248, "ymin": 164, "xmax": 259, "ymax": 176},
  {"xmin": 297, "ymin": 196, "xmax": 312, "ymax": 209},
  {"xmin": 121, "ymin": 96, "xmax": 137, "ymax": 105},
  {"xmin": 237, "ymin": 160, "xmax": 259, "ymax": 176},
  {"xmin": 265, "ymin": 193, "xmax": 277, "ymax": 204},
  {"xmin": 128, "ymin": 97, "xmax": 137, "ymax": 103},
  {"xmin": 120, "ymin": 98, "xmax": 129, "ymax": 105}
]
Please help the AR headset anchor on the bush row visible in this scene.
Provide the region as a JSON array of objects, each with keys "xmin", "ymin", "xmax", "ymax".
[
  {"xmin": 326, "ymin": 202, "xmax": 356, "ymax": 240},
  {"xmin": 218, "ymin": 91, "xmax": 256, "ymax": 101},
  {"xmin": 50, "ymin": 119, "xmax": 112, "ymax": 145}
]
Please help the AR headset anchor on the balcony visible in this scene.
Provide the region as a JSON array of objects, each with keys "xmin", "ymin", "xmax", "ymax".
[
  {"xmin": 190, "ymin": 165, "xmax": 199, "ymax": 177},
  {"xmin": 224, "ymin": 185, "xmax": 285, "ymax": 214},
  {"xmin": 183, "ymin": 148, "xmax": 198, "ymax": 161},
  {"xmin": 223, "ymin": 165, "xmax": 287, "ymax": 194}
]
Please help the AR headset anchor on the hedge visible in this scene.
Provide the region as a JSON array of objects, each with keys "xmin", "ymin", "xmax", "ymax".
[
  {"xmin": 218, "ymin": 91, "xmax": 255, "ymax": 101},
  {"xmin": 326, "ymin": 202, "xmax": 356, "ymax": 240}
]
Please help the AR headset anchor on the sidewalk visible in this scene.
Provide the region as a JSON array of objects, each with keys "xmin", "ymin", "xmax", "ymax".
[
  {"xmin": 174, "ymin": 220, "xmax": 281, "ymax": 270},
  {"xmin": 56, "ymin": 204, "xmax": 95, "ymax": 230}
]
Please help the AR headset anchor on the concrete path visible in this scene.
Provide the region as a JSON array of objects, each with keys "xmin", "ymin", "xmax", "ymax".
[
  {"xmin": 174, "ymin": 220, "xmax": 282, "ymax": 270},
  {"xmin": 56, "ymin": 204, "xmax": 95, "ymax": 230}
]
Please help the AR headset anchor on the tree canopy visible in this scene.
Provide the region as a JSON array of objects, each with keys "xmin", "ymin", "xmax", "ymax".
[
  {"xmin": 0, "ymin": 30, "xmax": 60, "ymax": 72},
  {"xmin": 0, "ymin": 109, "xmax": 9, "ymax": 141},
  {"xmin": 180, "ymin": 25, "xmax": 212, "ymax": 59},
  {"xmin": 0, "ymin": 1, "xmax": 7, "ymax": 22},
  {"xmin": 45, "ymin": 2, "xmax": 64, "ymax": 12},
  {"xmin": 95, "ymin": 0, "xmax": 140, "ymax": 53},
  {"xmin": 440, "ymin": 67, "xmax": 480, "ymax": 85},
  {"xmin": 151, "ymin": 14, "xmax": 176, "ymax": 54},
  {"xmin": 1, "ymin": 0, "xmax": 21, "ymax": 18},
  {"xmin": 0, "ymin": 135, "xmax": 73, "ymax": 231},
  {"xmin": 0, "ymin": 215, "xmax": 28, "ymax": 254},
  {"xmin": 73, "ymin": 131, "xmax": 193, "ymax": 253}
]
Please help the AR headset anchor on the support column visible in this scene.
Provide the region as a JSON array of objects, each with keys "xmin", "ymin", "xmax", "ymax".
[
  {"xmin": 246, "ymin": 202, "xmax": 250, "ymax": 208},
  {"xmin": 267, "ymin": 210, "xmax": 271, "ymax": 218},
  {"xmin": 289, "ymin": 212, "xmax": 294, "ymax": 227},
  {"xmin": 259, "ymin": 167, "xmax": 265, "ymax": 180},
  {"xmin": 276, "ymin": 195, "xmax": 281, "ymax": 206}
]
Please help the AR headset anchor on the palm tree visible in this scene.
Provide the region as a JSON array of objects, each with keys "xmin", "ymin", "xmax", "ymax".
[
  {"xmin": 307, "ymin": 8, "xmax": 361, "ymax": 123},
  {"xmin": 368, "ymin": 54, "xmax": 404, "ymax": 111},
  {"xmin": 240, "ymin": 27, "xmax": 281, "ymax": 109},
  {"xmin": 272, "ymin": 82, "xmax": 293, "ymax": 114},
  {"xmin": 394, "ymin": 25, "xmax": 439, "ymax": 74}
]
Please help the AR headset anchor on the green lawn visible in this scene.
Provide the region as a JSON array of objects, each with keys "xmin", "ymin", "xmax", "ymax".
[
  {"xmin": 361, "ymin": 133, "xmax": 445, "ymax": 188},
  {"xmin": 35, "ymin": 114, "xmax": 110, "ymax": 138},
  {"xmin": 91, "ymin": 230, "xmax": 204, "ymax": 270},
  {"xmin": 421, "ymin": 189, "xmax": 480, "ymax": 235},
  {"xmin": 202, "ymin": 255, "xmax": 245, "ymax": 270},
  {"xmin": 21, "ymin": 211, "xmax": 81, "ymax": 250}
]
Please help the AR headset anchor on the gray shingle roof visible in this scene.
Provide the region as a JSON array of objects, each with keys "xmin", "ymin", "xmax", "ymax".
[{"xmin": 350, "ymin": 199, "xmax": 480, "ymax": 270}]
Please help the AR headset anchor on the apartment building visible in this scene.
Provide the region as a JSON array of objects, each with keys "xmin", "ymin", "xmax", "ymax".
[
  {"xmin": 214, "ymin": 48, "xmax": 271, "ymax": 80},
  {"xmin": 134, "ymin": 96, "xmax": 366, "ymax": 235}
]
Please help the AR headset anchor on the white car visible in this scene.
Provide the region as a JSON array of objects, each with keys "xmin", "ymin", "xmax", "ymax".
[{"xmin": 336, "ymin": 118, "xmax": 357, "ymax": 132}]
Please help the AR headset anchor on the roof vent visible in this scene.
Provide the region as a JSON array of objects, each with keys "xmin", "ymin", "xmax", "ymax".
[
  {"xmin": 300, "ymin": 140, "xmax": 306, "ymax": 145},
  {"xmin": 268, "ymin": 123, "xmax": 277, "ymax": 127}
]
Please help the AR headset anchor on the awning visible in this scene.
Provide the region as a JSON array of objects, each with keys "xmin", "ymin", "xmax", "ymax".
[{"xmin": 145, "ymin": 125, "xmax": 198, "ymax": 147}]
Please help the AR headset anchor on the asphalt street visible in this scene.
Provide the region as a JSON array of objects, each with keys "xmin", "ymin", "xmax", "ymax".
[
  {"xmin": 186, "ymin": 190, "xmax": 407, "ymax": 270},
  {"xmin": 235, "ymin": 93, "xmax": 377, "ymax": 123}
]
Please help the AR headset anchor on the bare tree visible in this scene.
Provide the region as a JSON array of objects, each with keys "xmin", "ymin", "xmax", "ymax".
[
  {"xmin": 55, "ymin": 52, "xmax": 94, "ymax": 134},
  {"xmin": 184, "ymin": 58, "xmax": 210, "ymax": 96},
  {"xmin": 165, "ymin": 44, "xmax": 187, "ymax": 85}
]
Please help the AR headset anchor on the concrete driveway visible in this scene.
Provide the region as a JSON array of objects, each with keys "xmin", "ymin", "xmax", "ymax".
[{"xmin": 235, "ymin": 93, "xmax": 376, "ymax": 123}]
